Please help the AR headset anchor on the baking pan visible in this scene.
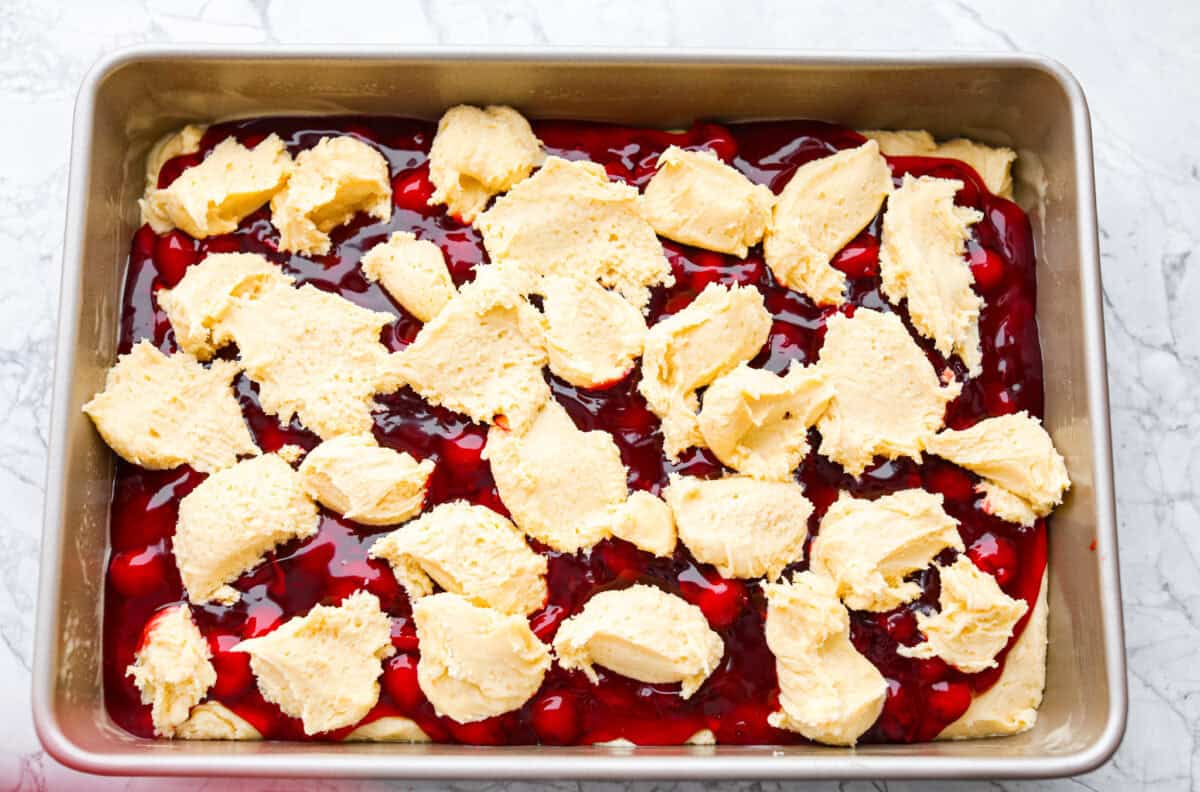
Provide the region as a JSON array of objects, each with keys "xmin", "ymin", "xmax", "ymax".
[{"xmin": 34, "ymin": 45, "xmax": 1125, "ymax": 779}]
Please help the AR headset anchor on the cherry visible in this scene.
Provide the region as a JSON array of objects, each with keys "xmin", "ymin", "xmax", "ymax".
[
  {"xmin": 679, "ymin": 566, "xmax": 747, "ymax": 629},
  {"xmin": 969, "ymin": 245, "xmax": 1006, "ymax": 295},
  {"xmin": 694, "ymin": 123, "xmax": 738, "ymax": 162},
  {"xmin": 923, "ymin": 464, "xmax": 975, "ymax": 503},
  {"xmin": 879, "ymin": 678, "xmax": 917, "ymax": 740},
  {"xmin": 531, "ymin": 690, "xmax": 581, "ymax": 745},
  {"xmin": 153, "ymin": 230, "xmax": 199, "ymax": 287},
  {"xmin": 661, "ymin": 290, "xmax": 697, "ymax": 316},
  {"xmin": 596, "ymin": 539, "xmax": 644, "ymax": 580},
  {"xmin": 831, "ymin": 232, "xmax": 880, "ymax": 279},
  {"xmin": 529, "ymin": 603, "xmax": 568, "ymax": 643},
  {"xmin": 132, "ymin": 224, "xmax": 157, "ymax": 260},
  {"xmin": 392, "ymin": 167, "xmax": 436, "ymax": 213},
  {"xmin": 448, "ymin": 715, "xmax": 507, "ymax": 745},
  {"xmin": 984, "ymin": 385, "xmax": 1020, "ymax": 416},
  {"xmin": 926, "ymin": 679, "xmax": 972, "ymax": 725},
  {"xmin": 382, "ymin": 652, "xmax": 424, "ymax": 713},
  {"xmin": 109, "ymin": 543, "xmax": 170, "ymax": 598},
  {"xmin": 439, "ymin": 427, "xmax": 486, "ymax": 476},
  {"xmin": 209, "ymin": 633, "xmax": 254, "ymax": 698},
  {"xmin": 967, "ymin": 533, "xmax": 1018, "ymax": 586},
  {"xmin": 915, "ymin": 656, "xmax": 949, "ymax": 683},
  {"xmin": 882, "ymin": 609, "xmax": 917, "ymax": 643},
  {"xmin": 686, "ymin": 251, "xmax": 727, "ymax": 292}
]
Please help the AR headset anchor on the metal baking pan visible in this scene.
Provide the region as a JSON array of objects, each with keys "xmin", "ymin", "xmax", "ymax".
[{"xmin": 34, "ymin": 45, "xmax": 1125, "ymax": 779}]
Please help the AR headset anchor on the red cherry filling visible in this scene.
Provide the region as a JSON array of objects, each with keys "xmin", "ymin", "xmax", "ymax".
[
  {"xmin": 531, "ymin": 690, "xmax": 581, "ymax": 745},
  {"xmin": 392, "ymin": 166, "xmax": 436, "ymax": 214},
  {"xmin": 967, "ymin": 533, "xmax": 1018, "ymax": 586},
  {"xmin": 108, "ymin": 543, "xmax": 170, "ymax": 598},
  {"xmin": 678, "ymin": 566, "xmax": 747, "ymax": 629},
  {"xmin": 831, "ymin": 232, "xmax": 880, "ymax": 279},
  {"xmin": 105, "ymin": 115, "xmax": 1047, "ymax": 746},
  {"xmin": 153, "ymin": 230, "xmax": 199, "ymax": 287},
  {"xmin": 382, "ymin": 652, "xmax": 424, "ymax": 713}
]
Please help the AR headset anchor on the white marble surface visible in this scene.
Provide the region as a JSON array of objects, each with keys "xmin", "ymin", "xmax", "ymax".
[{"xmin": 1, "ymin": 0, "xmax": 1195, "ymax": 789}]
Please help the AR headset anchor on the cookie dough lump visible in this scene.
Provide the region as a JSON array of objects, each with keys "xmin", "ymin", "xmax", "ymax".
[
  {"xmin": 484, "ymin": 400, "xmax": 627, "ymax": 553},
  {"xmin": 173, "ymin": 453, "xmax": 319, "ymax": 605},
  {"xmin": 395, "ymin": 273, "xmax": 549, "ymax": 432},
  {"xmin": 537, "ymin": 274, "xmax": 647, "ymax": 389},
  {"xmin": 298, "ymin": 433, "xmax": 434, "ymax": 525},
  {"xmin": 360, "ymin": 231, "xmax": 457, "ymax": 322},
  {"xmin": 271, "ymin": 136, "xmax": 392, "ymax": 255},
  {"xmin": 125, "ymin": 605, "xmax": 216, "ymax": 737},
  {"xmin": 638, "ymin": 145, "xmax": 774, "ymax": 257},
  {"xmin": 141, "ymin": 134, "xmax": 292, "ymax": 238},
  {"xmin": 697, "ymin": 362, "xmax": 832, "ymax": 480},
  {"xmin": 810, "ymin": 489, "xmax": 964, "ymax": 612},
  {"xmin": 428, "ymin": 104, "xmax": 542, "ymax": 222},
  {"xmin": 664, "ymin": 474, "xmax": 812, "ymax": 580},
  {"xmin": 553, "ymin": 585, "xmax": 723, "ymax": 698},
  {"xmin": 158, "ymin": 252, "xmax": 292, "ymax": 360},
  {"xmin": 763, "ymin": 140, "xmax": 892, "ymax": 305},
  {"xmin": 879, "ymin": 174, "xmax": 985, "ymax": 375},
  {"xmin": 413, "ymin": 593, "xmax": 551, "ymax": 723},
  {"xmin": 82, "ymin": 340, "xmax": 258, "ymax": 473},
  {"xmin": 898, "ymin": 555, "xmax": 1028, "ymax": 673},
  {"xmin": 639, "ymin": 282, "xmax": 771, "ymax": 458},
  {"xmin": 369, "ymin": 501, "xmax": 548, "ymax": 615},
  {"xmin": 234, "ymin": 591, "xmax": 394, "ymax": 735},
  {"xmin": 924, "ymin": 411, "xmax": 1070, "ymax": 526},
  {"xmin": 815, "ymin": 308, "xmax": 961, "ymax": 476},
  {"xmin": 477, "ymin": 156, "xmax": 672, "ymax": 309},
  {"xmin": 176, "ymin": 702, "xmax": 261, "ymax": 741},
  {"xmin": 764, "ymin": 572, "xmax": 887, "ymax": 746}
]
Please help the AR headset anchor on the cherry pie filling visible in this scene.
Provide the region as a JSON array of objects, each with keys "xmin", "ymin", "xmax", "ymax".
[{"xmin": 105, "ymin": 115, "xmax": 1047, "ymax": 745}]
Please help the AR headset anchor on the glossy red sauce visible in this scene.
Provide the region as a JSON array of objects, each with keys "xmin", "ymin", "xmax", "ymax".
[{"xmin": 104, "ymin": 115, "xmax": 1047, "ymax": 745}]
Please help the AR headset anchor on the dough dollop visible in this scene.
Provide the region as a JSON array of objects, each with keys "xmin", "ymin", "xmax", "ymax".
[
  {"xmin": 764, "ymin": 572, "xmax": 886, "ymax": 746},
  {"xmin": 413, "ymin": 592, "xmax": 551, "ymax": 723},
  {"xmin": 234, "ymin": 591, "xmax": 395, "ymax": 735},
  {"xmin": 360, "ymin": 231, "xmax": 457, "ymax": 322},
  {"xmin": 552, "ymin": 585, "xmax": 723, "ymax": 699},
  {"xmin": 763, "ymin": 140, "xmax": 892, "ymax": 305},
  {"xmin": 82, "ymin": 340, "xmax": 258, "ymax": 474},
  {"xmin": 299, "ymin": 433, "xmax": 434, "ymax": 525},
  {"xmin": 639, "ymin": 282, "xmax": 771, "ymax": 458},
  {"xmin": 810, "ymin": 489, "xmax": 964, "ymax": 612},
  {"xmin": 173, "ymin": 453, "xmax": 319, "ymax": 604},
  {"xmin": 879, "ymin": 174, "xmax": 984, "ymax": 375},
  {"xmin": 924, "ymin": 411, "xmax": 1070, "ymax": 521},
  {"xmin": 664, "ymin": 474, "xmax": 812, "ymax": 580},
  {"xmin": 270, "ymin": 136, "xmax": 392, "ymax": 255},
  {"xmin": 484, "ymin": 400, "xmax": 627, "ymax": 553},
  {"xmin": 369, "ymin": 501, "xmax": 548, "ymax": 615},
  {"xmin": 159, "ymin": 252, "xmax": 293, "ymax": 360},
  {"xmin": 141, "ymin": 134, "xmax": 292, "ymax": 238},
  {"xmin": 537, "ymin": 274, "xmax": 647, "ymax": 389},
  {"xmin": 815, "ymin": 308, "xmax": 961, "ymax": 476},
  {"xmin": 697, "ymin": 362, "xmax": 831, "ymax": 480},
  {"xmin": 638, "ymin": 146, "xmax": 774, "ymax": 257},
  {"xmin": 477, "ymin": 156, "xmax": 672, "ymax": 309},
  {"xmin": 176, "ymin": 702, "xmax": 261, "ymax": 741},
  {"xmin": 898, "ymin": 555, "xmax": 1028, "ymax": 673},
  {"xmin": 428, "ymin": 104, "xmax": 542, "ymax": 223},
  {"xmin": 395, "ymin": 274, "xmax": 549, "ymax": 432},
  {"xmin": 125, "ymin": 605, "xmax": 216, "ymax": 738}
]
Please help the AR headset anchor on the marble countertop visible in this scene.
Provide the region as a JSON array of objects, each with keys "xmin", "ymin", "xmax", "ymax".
[{"xmin": 2, "ymin": 0, "xmax": 1194, "ymax": 789}]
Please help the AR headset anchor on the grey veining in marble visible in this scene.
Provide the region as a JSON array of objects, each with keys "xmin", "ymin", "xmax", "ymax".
[{"xmin": 2, "ymin": 0, "xmax": 1196, "ymax": 789}]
